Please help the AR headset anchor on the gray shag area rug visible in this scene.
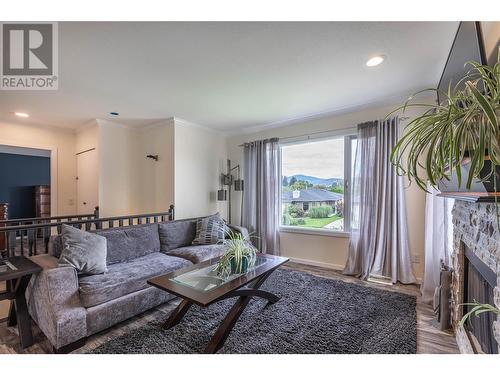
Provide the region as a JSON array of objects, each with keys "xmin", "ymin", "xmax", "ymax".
[{"xmin": 89, "ymin": 269, "xmax": 416, "ymax": 354}]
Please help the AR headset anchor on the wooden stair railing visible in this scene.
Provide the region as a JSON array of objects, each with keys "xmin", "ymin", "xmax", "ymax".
[
  {"xmin": 0, "ymin": 205, "xmax": 174, "ymax": 258},
  {"xmin": 0, "ymin": 206, "xmax": 100, "ymax": 227}
]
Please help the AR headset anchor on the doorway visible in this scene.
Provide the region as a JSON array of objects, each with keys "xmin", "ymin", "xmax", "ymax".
[
  {"xmin": 0, "ymin": 145, "xmax": 51, "ymax": 219},
  {"xmin": 76, "ymin": 149, "xmax": 98, "ymax": 214}
]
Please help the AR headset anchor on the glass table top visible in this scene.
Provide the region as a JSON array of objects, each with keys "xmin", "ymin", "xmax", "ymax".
[{"xmin": 171, "ymin": 256, "xmax": 268, "ymax": 292}]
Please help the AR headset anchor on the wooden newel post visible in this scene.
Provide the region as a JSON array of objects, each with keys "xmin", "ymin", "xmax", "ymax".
[
  {"xmin": 169, "ymin": 205, "xmax": 175, "ymax": 221},
  {"xmin": 0, "ymin": 203, "xmax": 8, "ymax": 256},
  {"xmin": 94, "ymin": 206, "xmax": 99, "ymax": 219}
]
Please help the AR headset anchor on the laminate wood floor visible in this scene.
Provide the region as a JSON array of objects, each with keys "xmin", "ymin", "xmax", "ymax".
[{"xmin": 0, "ymin": 262, "xmax": 459, "ymax": 354}]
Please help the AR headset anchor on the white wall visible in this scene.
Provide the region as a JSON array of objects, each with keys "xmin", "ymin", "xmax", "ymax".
[
  {"xmin": 76, "ymin": 121, "xmax": 99, "ymax": 214},
  {"xmin": 76, "ymin": 120, "xmax": 98, "ymax": 152},
  {"xmin": 96, "ymin": 119, "xmax": 177, "ymax": 217},
  {"xmin": 227, "ymin": 101, "xmax": 433, "ymax": 280},
  {"xmin": 140, "ymin": 120, "xmax": 175, "ymax": 214},
  {"xmin": 97, "ymin": 120, "xmax": 143, "ymax": 216},
  {"xmin": 174, "ymin": 119, "xmax": 228, "ymax": 220},
  {"xmin": 0, "ymin": 121, "xmax": 77, "ymax": 215},
  {"xmin": 481, "ymin": 21, "xmax": 499, "ymax": 65}
]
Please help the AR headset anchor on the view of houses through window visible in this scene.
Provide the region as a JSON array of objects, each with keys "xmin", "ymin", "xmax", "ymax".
[{"xmin": 280, "ymin": 135, "xmax": 356, "ymax": 232}]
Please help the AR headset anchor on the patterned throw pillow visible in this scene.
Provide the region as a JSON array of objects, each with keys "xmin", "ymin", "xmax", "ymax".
[{"xmin": 192, "ymin": 214, "xmax": 227, "ymax": 245}]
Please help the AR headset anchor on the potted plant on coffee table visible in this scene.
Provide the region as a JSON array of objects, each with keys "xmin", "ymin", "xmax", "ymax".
[{"xmin": 214, "ymin": 231, "xmax": 257, "ymax": 278}]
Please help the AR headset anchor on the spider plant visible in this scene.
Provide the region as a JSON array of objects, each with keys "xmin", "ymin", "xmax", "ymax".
[
  {"xmin": 390, "ymin": 48, "xmax": 500, "ymax": 193},
  {"xmin": 460, "ymin": 301, "xmax": 500, "ymax": 327},
  {"xmin": 214, "ymin": 230, "xmax": 257, "ymax": 278}
]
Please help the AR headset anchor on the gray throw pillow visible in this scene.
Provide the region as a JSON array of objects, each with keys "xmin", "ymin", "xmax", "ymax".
[
  {"xmin": 192, "ymin": 213, "xmax": 227, "ymax": 245},
  {"xmin": 158, "ymin": 219, "xmax": 197, "ymax": 251},
  {"xmin": 58, "ymin": 224, "xmax": 107, "ymax": 275}
]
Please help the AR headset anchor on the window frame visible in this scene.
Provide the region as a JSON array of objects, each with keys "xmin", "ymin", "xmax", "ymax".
[{"xmin": 278, "ymin": 129, "xmax": 357, "ymax": 237}]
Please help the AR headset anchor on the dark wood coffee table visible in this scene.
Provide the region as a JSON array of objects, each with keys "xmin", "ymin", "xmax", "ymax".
[
  {"xmin": 0, "ymin": 256, "xmax": 42, "ymax": 348},
  {"xmin": 148, "ymin": 253, "xmax": 288, "ymax": 353}
]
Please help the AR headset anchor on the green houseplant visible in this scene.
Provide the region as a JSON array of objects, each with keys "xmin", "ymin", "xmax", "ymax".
[
  {"xmin": 214, "ymin": 231, "xmax": 257, "ymax": 278},
  {"xmin": 460, "ymin": 302, "xmax": 500, "ymax": 327},
  {"xmin": 390, "ymin": 49, "xmax": 500, "ymax": 194}
]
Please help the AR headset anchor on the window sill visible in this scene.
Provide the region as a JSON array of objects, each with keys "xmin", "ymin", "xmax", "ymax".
[{"xmin": 279, "ymin": 226, "xmax": 350, "ymax": 238}]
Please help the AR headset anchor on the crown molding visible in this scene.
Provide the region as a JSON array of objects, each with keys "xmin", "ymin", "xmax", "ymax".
[
  {"xmin": 174, "ymin": 117, "xmax": 227, "ymax": 137},
  {"xmin": 75, "ymin": 119, "xmax": 98, "ymax": 134},
  {"xmin": 95, "ymin": 118, "xmax": 137, "ymax": 130},
  {"xmin": 140, "ymin": 118, "xmax": 175, "ymax": 132},
  {"xmin": 223, "ymin": 90, "xmax": 437, "ymax": 137},
  {"xmin": 0, "ymin": 116, "xmax": 77, "ymax": 134}
]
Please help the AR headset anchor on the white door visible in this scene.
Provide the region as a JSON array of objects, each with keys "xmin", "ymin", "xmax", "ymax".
[{"xmin": 77, "ymin": 149, "xmax": 98, "ymax": 215}]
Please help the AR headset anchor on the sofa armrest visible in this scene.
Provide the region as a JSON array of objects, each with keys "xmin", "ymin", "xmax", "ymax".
[
  {"xmin": 226, "ymin": 224, "xmax": 250, "ymax": 241},
  {"xmin": 27, "ymin": 255, "xmax": 87, "ymax": 349}
]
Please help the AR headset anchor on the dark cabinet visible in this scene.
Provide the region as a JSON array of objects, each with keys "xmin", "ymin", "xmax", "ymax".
[{"xmin": 34, "ymin": 185, "xmax": 50, "ymax": 218}]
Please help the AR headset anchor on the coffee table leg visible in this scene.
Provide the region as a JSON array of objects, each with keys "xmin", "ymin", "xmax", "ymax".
[
  {"xmin": 204, "ymin": 294, "xmax": 252, "ymax": 354},
  {"xmin": 217, "ymin": 288, "xmax": 280, "ymax": 304},
  {"xmin": 163, "ymin": 299, "xmax": 193, "ymax": 329},
  {"xmin": 204, "ymin": 269, "xmax": 276, "ymax": 354}
]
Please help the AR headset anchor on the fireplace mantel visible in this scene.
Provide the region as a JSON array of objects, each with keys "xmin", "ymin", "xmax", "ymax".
[{"xmin": 439, "ymin": 192, "xmax": 500, "ymax": 203}]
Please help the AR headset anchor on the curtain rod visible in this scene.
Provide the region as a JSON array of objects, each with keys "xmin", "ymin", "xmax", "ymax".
[{"xmin": 238, "ymin": 116, "xmax": 410, "ymax": 147}]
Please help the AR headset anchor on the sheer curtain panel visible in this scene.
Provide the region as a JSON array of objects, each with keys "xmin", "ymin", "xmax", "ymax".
[
  {"xmin": 242, "ymin": 138, "xmax": 280, "ymax": 255},
  {"xmin": 344, "ymin": 118, "xmax": 416, "ymax": 284}
]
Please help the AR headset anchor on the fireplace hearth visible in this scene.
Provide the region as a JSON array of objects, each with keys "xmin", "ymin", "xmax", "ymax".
[{"xmin": 451, "ymin": 201, "xmax": 500, "ymax": 354}]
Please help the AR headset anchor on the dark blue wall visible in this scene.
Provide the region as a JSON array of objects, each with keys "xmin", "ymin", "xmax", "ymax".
[{"xmin": 0, "ymin": 153, "xmax": 50, "ymax": 219}]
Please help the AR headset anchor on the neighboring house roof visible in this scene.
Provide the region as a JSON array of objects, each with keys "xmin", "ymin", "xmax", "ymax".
[{"xmin": 282, "ymin": 188, "xmax": 343, "ymax": 203}]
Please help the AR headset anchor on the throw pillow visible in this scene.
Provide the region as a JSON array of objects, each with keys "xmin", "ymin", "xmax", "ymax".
[
  {"xmin": 58, "ymin": 224, "xmax": 108, "ymax": 275},
  {"xmin": 192, "ymin": 214, "xmax": 227, "ymax": 245},
  {"xmin": 158, "ymin": 219, "xmax": 197, "ymax": 251}
]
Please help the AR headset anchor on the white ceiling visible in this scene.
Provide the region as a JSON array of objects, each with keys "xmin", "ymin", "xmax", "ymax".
[{"xmin": 0, "ymin": 22, "xmax": 458, "ymax": 133}]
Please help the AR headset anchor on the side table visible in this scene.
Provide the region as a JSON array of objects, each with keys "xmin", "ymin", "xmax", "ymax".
[{"xmin": 0, "ymin": 256, "xmax": 42, "ymax": 348}]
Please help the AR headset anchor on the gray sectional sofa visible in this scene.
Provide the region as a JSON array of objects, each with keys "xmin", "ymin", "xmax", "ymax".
[{"xmin": 25, "ymin": 217, "xmax": 249, "ymax": 352}]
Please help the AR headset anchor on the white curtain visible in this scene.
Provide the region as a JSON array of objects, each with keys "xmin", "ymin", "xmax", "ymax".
[
  {"xmin": 242, "ymin": 138, "xmax": 280, "ymax": 255},
  {"xmin": 344, "ymin": 118, "xmax": 416, "ymax": 284},
  {"xmin": 421, "ymin": 183, "xmax": 454, "ymax": 304}
]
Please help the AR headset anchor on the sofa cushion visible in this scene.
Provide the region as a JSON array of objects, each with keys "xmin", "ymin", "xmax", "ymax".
[
  {"xmin": 59, "ymin": 225, "xmax": 108, "ymax": 275},
  {"xmin": 192, "ymin": 214, "xmax": 227, "ymax": 245},
  {"xmin": 166, "ymin": 244, "xmax": 227, "ymax": 264},
  {"xmin": 78, "ymin": 252, "xmax": 191, "ymax": 308},
  {"xmin": 158, "ymin": 219, "xmax": 197, "ymax": 251},
  {"xmin": 96, "ymin": 224, "xmax": 161, "ymax": 265},
  {"xmin": 51, "ymin": 224, "xmax": 161, "ymax": 264}
]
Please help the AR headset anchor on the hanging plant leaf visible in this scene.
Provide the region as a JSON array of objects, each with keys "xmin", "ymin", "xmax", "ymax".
[{"xmin": 389, "ymin": 48, "xmax": 500, "ymax": 197}]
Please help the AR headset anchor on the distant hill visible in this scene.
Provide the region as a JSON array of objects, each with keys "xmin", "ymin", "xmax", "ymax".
[{"xmin": 286, "ymin": 174, "xmax": 344, "ymax": 186}]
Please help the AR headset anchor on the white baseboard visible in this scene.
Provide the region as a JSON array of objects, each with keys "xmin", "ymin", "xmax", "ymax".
[
  {"xmin": 288, "ymin": 257, "xmax": 422, "ymax": 285},
  {"xmin": 287, "ymin": 256, "xmax": 345, "ymax": 271}
]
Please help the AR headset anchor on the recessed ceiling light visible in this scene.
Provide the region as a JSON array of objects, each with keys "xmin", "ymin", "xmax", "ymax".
[
  {"xmin": 14, "ymin": 112, "xmax": 30, "ymax": 118},
  {"xmin": 366, "ymin": 55, "xmax": 385, "ymax": 67},
  {"xmin": 110, "ymin": 112, "xmax": 119, "ymax": 116}
]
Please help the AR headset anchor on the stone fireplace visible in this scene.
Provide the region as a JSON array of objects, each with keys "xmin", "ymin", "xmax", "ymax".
[{"xmin": 451, "ymin": 200, "xmax": 500, "ymax": 354}]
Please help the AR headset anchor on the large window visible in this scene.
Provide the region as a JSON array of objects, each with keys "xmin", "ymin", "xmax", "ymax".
[{"xmin": 280, "ymin": 134, "xmax": 356, "ymax": 233}]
